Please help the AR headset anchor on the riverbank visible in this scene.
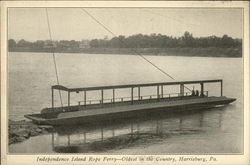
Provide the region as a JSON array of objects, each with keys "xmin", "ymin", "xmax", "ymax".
[
  {"xmin": 9, "ymin": 47, "xmax": 242, "ymax": 58},
  {"xmin": 8, "ymin": 120, "xmax": 53, "ymax": 145}
]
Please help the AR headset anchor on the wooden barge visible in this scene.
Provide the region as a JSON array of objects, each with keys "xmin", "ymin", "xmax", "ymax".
[{"xmin": 24, "ymin": 79, "xmax": 236, "ymax": 125}]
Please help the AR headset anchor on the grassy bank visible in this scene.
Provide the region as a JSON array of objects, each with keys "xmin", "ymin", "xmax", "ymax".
[{"xmin": 10, "ymin": 47, "xmax": 242, "ymax": 58}]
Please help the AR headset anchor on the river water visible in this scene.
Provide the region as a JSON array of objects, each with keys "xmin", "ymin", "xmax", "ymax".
[{"xmin": 8, "ymin": 52, "xmax": 243, "ymax": 153}]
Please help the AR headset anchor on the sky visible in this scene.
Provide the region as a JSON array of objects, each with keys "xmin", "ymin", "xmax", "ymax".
[{"xmin": 8, "ymin": 8, "xmax": 242, "ymax": 41}]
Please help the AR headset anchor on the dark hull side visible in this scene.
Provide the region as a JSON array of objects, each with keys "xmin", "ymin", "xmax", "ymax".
[{"xmin": 25, "ymin": 97, "xmax": 236, "ymax": 126}]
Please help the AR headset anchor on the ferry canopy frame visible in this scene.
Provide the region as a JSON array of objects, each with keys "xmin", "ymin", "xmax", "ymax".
[{"xmin": 51, "ymin": 79, "xmax": 223, "ymax": 109}]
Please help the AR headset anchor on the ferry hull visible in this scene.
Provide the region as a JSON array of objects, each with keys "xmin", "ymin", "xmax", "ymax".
[{"xmin": 25, "ymin": 96, "xmax": 236, "ymax": 126}]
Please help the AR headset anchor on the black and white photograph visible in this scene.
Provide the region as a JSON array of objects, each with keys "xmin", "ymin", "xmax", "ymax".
[{"xmin": 1, "ymin": 1, "xmax": 249, "ymax": 165}]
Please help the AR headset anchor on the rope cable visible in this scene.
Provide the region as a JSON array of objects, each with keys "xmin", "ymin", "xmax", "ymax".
[
  {"xmin": 81, "ymin": 8, "xmax": 192, "ymax": 92},
  {"xmin": 45, "ymin": 8, "xmax": 64, "ymax": 108}
]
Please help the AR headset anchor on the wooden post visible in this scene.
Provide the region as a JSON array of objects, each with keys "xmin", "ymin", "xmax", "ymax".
[
  {"xmin": 101, "ymin": 89, "xmax": 104, "ymax": 104},
  {"xmin": 161, "ymin": 85, "xmax": 163, "ymax": 98},
  {"xmin": 131, "ymin": 87, "xmax": 134, "ymax": 104},
  {"xmin": 113, "ymin": 88, "xmax": 115, "ymax": 103},
  {"xmin": 180, "ymin": 84, "xmax": 184, "ymax": 96},
  {"xmin": 157, "ymin": 85, "xmax": 159, "ymax": 100},
  {"xmin": 221, "ymin": 80, "xmax": 223, "ymax": 96},
  {"xmin": 68, "ymin": 91, "xmax": 70, "ymax": 107},
  {"xmin": 51, "ymin": 87, "xmax": 54, "ymax": 110},
  {"xmin": 200, "ymin": 83, "xmax": 204, "ymax": 96},
  {"xmin": 138, "ymin": 87, "xmax": 140, "ymax": 100},
  {"xmin": 84, "ymin": 90, "xmax": 86, "ymax": 106}
]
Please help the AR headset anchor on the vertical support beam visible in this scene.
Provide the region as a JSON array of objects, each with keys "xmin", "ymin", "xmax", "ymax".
[
  {"xmin": 131, "ymin": 87, "xmax": 134, "ymax": 104},
  {"xmin": 68, "ymin": 91, "xmax": 70, "ymax": 107},
  {"xmin": 113, "ymin": 88, "xmax": 115, "ymax": 103},
  {"xmin": 221, "ymin": 80, "xmax": 223, "ymax": 96},
  {"xmin": 51, "ymin": 87, "xmax": 54, "ymax": 110},
  {"xmin": 180, "ymin": 84, "xmax": 184, "ymax": 96},
  {"xmin": 101, "ymin": 89, "xmax": 104, "ymax": 104},
  {"xmin": 161, "ymin": 85, "xmax": 164, "ymax": 98},
  {"xmin": 84, "ymin": 90, "xmax": 86, "ymax": 106},
  {"xmin": 157, "ymin": 85, "xmax": 160, "ymax": 100},
  {"xmin": 200, "ymin": 83, "xmax": 204, "ymax": 96},
  {"xmin": 138, "ymin": 87, "xmax": 140, "ymax": 100}
]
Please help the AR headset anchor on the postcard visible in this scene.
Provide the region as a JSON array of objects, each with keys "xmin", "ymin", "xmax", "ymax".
[{"xmin": 1, "ymin": 1, "xmax": 249, "ymax": 165}]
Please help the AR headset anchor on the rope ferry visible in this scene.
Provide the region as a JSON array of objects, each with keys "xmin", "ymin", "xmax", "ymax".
[
  {"xmin": 24, "ymin": 79, "xmax": 236, "ymax": 125},
  {"xmin": 24, "ymin": 9, "xmax": 236, "ymax": 125}
]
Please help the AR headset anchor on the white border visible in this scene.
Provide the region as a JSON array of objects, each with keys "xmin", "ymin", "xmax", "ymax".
[{"xmin": 1, "ymin": 1, "xmax": 249, "ymax": 165}]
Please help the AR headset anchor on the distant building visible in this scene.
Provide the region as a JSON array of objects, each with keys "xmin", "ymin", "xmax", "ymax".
[{"xmin": 79, "ymin": 40, "xmax": 90, "ymax": 49}]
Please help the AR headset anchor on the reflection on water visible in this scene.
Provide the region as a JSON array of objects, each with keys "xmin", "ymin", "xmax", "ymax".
[{"xmin": 51, "ymin": 107, "xmax": 224, "ymax": 153}]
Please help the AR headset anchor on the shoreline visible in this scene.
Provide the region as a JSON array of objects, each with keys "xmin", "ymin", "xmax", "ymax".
[
  {"xmin": 8, "ymin": 120, "xmax": 53, "ymax": 145},
  {"xmin": 9, "ymin": 47, "xmax": 242, "ymax": 58}
]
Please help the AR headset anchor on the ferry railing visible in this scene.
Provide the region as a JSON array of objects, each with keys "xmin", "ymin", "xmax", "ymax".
[{"xmin": 77, "ymin": 91, "xmax": 208, "ymax": 110}]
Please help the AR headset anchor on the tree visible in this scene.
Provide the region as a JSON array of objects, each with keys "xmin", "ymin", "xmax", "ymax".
[
  {"xmin": 8, "ymin": 39, "xmax": 16, "ymax": 49},
  {"xmin": 181, "ymin": 31, "xmax": 195, "ymax": 47},
  {"xmin": 17, "ymin": 39, "xmax": 31, "ymax": 47},
  {"xmin": 89, "ymin": 39, "xmax": 99, "ymax": 48},
  {"xmin": 220, "ymin": 35, "xmax": 235, "ymax": 47}
]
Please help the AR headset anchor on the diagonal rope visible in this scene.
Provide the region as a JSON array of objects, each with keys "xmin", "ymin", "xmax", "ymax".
[
  {"xmin": 45, "ymin": 8, "xmax": 64, "ymax": 108},
  {"xmin": 81, "ymin": 8, "xmax": 192, "ymax": 91}
]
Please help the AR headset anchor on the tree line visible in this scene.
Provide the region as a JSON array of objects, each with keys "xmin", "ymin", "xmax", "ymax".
[
  {"xmin": 8, "ymin": 32, "xmax": 241, "ymax": 52},
  {"xmin": 89, "ymin": 32, "xmax": 241, "ymax": 48}
]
